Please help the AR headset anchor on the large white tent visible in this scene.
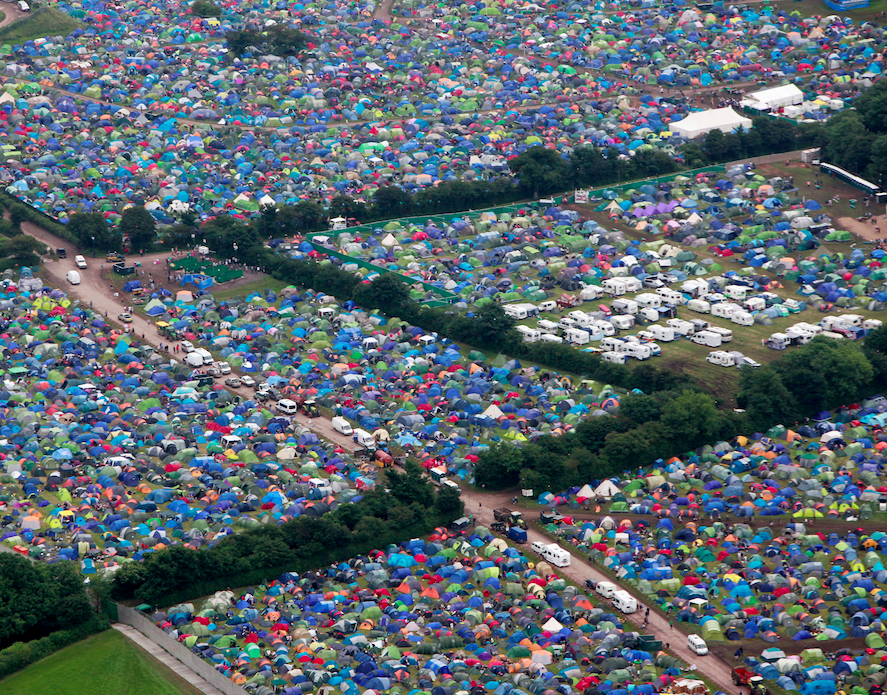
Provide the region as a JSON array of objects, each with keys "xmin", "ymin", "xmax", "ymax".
[
  {"xmin": 668, "ymin": 107, "xmax": 752, "ymax": 139},
  {"xmin": 741, "ymin": 84, "xmax": 804, "ymax": 111}
]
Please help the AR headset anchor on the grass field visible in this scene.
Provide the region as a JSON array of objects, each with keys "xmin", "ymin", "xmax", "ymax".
[
  {"xmin": 0, "ymin": 630, "xmax": 203, "ymax": 695},
  {"xmin": 211, "ymin": 276, "xmax": 290, "ymax": 302},
  {"xmin": 0, "ymin": 8, "xmax": 82, "ymax": 44}
]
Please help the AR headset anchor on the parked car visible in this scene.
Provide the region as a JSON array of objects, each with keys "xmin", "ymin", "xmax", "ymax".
[
  {"xmin": 117, "ymin": 313, "xmax": 133, "ymax": 323},
  {"xmin": 240, "ymin": 375, "xmax": 256, "ymax": 387},
  {"xmin": 225, "ymin": 377, "xmax": 242, "ymax": 388}
]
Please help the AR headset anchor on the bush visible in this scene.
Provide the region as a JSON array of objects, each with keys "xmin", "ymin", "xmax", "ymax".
[{"xmin": 0, "ymin": 614, "xmax": 108, "ymax": 681}]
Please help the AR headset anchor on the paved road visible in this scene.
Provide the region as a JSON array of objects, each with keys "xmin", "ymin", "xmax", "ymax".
[{"xmin": 113, "ymin": 624, "xmax": 226, "ymax": 695}]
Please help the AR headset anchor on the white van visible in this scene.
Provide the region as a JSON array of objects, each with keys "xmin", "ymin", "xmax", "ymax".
[
  {"xmin": 692, "ymin": 330, "xmax": 722, "ymax": 348},
  {"xmin": 66, "ymin": 270, "xmax": 81, "ymax": 285},
  {"xmin": 221, "ymin": 434, "xmax": 242, "ymax": 449},
  {"xmin": 75, "ymin": 254, "xmax": 88, "ymax": 269},
  {"xmin": 184, "ymin": 352, "xmax": 205, "ymax": 368},
  {"xmin": 17, "ymin": 1, "xmax": 29, "ymax": 11},
  {"xmin": 602, "ymin": 351, "xmax": 627, "ymax": 365},
  {"xmin": 596, "ymin": 581, "xmax": 617, "ymax": 599},
  {"xmin": 353, "ymin": 429, "xmax": 376, "ymax": 448},
  {"xmin": 195, "ymin": 348, "xmax": 213, "ymax": 365},
  {"xmin": 331, "ymin": 417, "xmax": 353, "ymax": 435},
  {"xmin": 687, "ymin": 635, "xmax": 709, "ymax": 655},
  {"xmin": 612, "ymin": 590, "xmax": 638, "ymax": 613},
  {"xmin": 276, "ymin": 399, "xmax": 299, "ymax": 415},
  {"xmin": 540, "ymin": 333, "xmax": 564, "ymax": 343},
  {"xmin": 537, "ymin": 300, "xmax": 557, "ymax": 313}
]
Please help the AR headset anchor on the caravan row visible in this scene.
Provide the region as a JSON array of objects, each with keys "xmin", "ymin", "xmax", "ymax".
[{"xmin": 766, "ymin": 317, "xmax": 883, "ymax": 350}]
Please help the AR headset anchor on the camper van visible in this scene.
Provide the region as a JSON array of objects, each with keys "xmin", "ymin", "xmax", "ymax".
[
  {"xmin": 602, "ymin": 351, "xmax": 627, "ymax": 365},
  {"xmin": 707, "ymin": 350, "xmax": 736, "ymax": 367},
  {"xmin": 612, "ymin": 590, "xmax": 638, "ymax": 614},
  {"xmin": 794, "ymin": 322, "xmax": 822, "ymax": 336},
  {"xmin": 724, "ymin": 285, "xmax": 749, "ymax": 301},
  {"xmin": 565, "ymin": 328, "xmax": 591, "ymax": 345},
  {"xmin": 708, "ymin": 326, "xmax": 733, "ymax": 342},
  {"xmin": 657, "ymin": 288, "xmax": 685, "ymax": 305},
  {"xmin": 681, "ymin": 279, "xmax": 709, "ymax": 297},
  {"xmin": 505, "ymin": 305, "xmax": 529, "ymax": 320},
  {"xmin": 517, "ymin": 326, "xmax": 541, "ymax": 343},
  {"xmin": 731, "ymin": 311, "xmax": 754, "ymax": 326},
  {"xmin": 785, "ymin": 328, "xmax": 812, "ymax": 345},
  {"xmin": 839, "ymin": 314, "xmax": 864, "ymax": 327},
  {"xmin": 601, "ymin": 337, "xmax": 625, "ymax": 352},
  {"xmin": 743, "ymin": 297, "xmax": 766, "ymax": 312},
  {"xmin": 865, "ymin": 319, "xmax": 884, "ymax": 332},
  {"xmin": 687, "ymin": 299, "xmax": 711, "ymax": 314},
  {"xmin": 711, "ymin": 302, "xmax": 741, "ymax": 320},
  {"xmin": 649, "ymin": 325, "xmax": 675, "ymax": 342},
  {"xmin": 558, "ymin": 317, "xmax": 578, "ymax": 331},
  {"xmin": 691, "ymin": 330, "xmax": 722, "ymax": 348},
  {"xmin": 821, "ymin": 316, "xmax": 848, "ymax": 332},
  {"xmin": 537, "ymin": 300, "xmax": 557, "ymax": 313},
  {"xmin": 538, "ymin": 320, "xmax": 559, "ymax": 333},
  {"xmin": 596, "ymin": 581, "xmax": 617, "ymax": 599},
  {"xmin": 580, "ymin": 285, "xmax": 603, "ymax": 301},
  {"xmin": 624, "ymin": 343, "xmax": 653, "ymax": 360},
  {"xmin": 666, "ymin": 319, "xmax": 695, "ymax": 336},
  {"xmin": 592, "ymin": 320, "xmax": 616, "ymax": 336},
  {"xmin": 609, "ymin": 315, "xmax": 635, "ymax": 331},
  {"xmin": 765, "ymin": 332, "xmax": 790, "ymax": 350},
  {"xmin": 821, "ymin": 330, "xmax": 845, "ymax": 340},
  {"xmin": 635, "ymin": 293, "xmax": 662, "ymax": 309},
  {"xmin": 603, "ymin": 278, "xmax": 628, "ymax": 296},
  {"xmin": 540, "ymin": 333, "xmax": 564, "ymax": 343},
  {"xmin": 531, "ymin": 542, "xmax": 571, "ymax": 568},
  {"xmin": 611, "ymin": 298, "xmax": 639, "ymax": 315}
]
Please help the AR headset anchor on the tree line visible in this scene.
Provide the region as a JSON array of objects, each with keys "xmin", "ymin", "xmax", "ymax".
[{"xmin": 111, "ymin": 463, "xmax": 463, "ymax": 607}]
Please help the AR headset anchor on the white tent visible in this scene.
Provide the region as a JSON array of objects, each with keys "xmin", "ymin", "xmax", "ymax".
[
  {"xmin": 577, "ymin": 484, "xmax": 594, "ymax": 498},
  {"xmin": 542, "ymin": 617, "xmax": 564, "ymax": 633},
  {"xmin": 594, "ymin": 480, "xmax": 621, "ymax": 498},
  {"xmin": 668, "ymin": 108, "xmax": 752, "ymax": 139},
  {"xmin": 483, "ymin": 403, "xmax": 505, "ymax": 419},
  {"xmin": 741, "ymin": 84, "xmax": 803, "ymax": 111}
]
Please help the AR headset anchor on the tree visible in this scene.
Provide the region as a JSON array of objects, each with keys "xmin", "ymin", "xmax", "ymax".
[
  {"xmin": 508, "ymin": 146, "xmax": 568, "ymax": 198},
  {"xmin": 0, "ymin": 235, "xmax": 45, "ymax": 265},
  {"xmin": 660, "ymin": 390, "xmax": 720, "ymax": 448},
  {"xmin": 353, "ymin": 273, "xmax": 410, "ymax": 312},
  {"xmin": 570, "ymin": 146, "xmax": 606, "ymax": 188},
  {"xmin": 226, "ymin": 29, "xmax": 261, "ymax": 57},
  {"xmin": 266, "ymin": 25, "xmax": 310, "ymax": 57},
  {"xmin": 119, "ymin": 205, "xmax": 156, "ymax": 252},
  {"xmin": 434, "ymin": 485, "xmax": 463, "ymax": 518},
  {"xmin": 385, "ymin": 461, "xmax": 435, "ymax": 509},
  {"xmin": 329, "ymin": 195, "xmax": 369, "ymax": 223},
  {"xmin": 371, "ymin": 185, "xmax": 415, "ymax": 220},
  {"xmin": 619, "ymin": 393, "xmax": 662, "ymax": 426},
  {"xmin": 66, "ymin": 212, "xmax": 121, "ymax": 252},
  {"xmin": 475, "ymin": 442, "xmax": 525, "ymax": 488},
  {"xmin": 467, "ymin": 303, "xmax": 516, "ymax": 346},
  {"xmin": 774, "ymin": 337, "xmax": 873, "ymax": 412},
  {"xmin": 201, "ymin": 215, "xmax": 260, "ymax": 259},
  {"xmin": 191, "ymin": 0, "xmax": 222, "ymax": 16},
  {"xmin": 736, "ymin": 366, "xmax": 798, "ymax": 431},
  {"xmin": 853, "ymin": 79, "xmax": 887, "ymax": 135}
]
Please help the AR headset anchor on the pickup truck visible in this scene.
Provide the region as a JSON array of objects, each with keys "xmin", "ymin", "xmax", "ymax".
[{"xmin": 540, "ymin": 510, "xmax": 566, "ymax": 524}]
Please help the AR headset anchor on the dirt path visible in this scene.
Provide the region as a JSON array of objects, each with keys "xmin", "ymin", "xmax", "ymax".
[
  {"xmin": 838, "ymin": 216, "xmax": 887, "ymax": 241},
  {"xmin": 0, "ymin": 2, "xmax": 27, "ymax": 28}
]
